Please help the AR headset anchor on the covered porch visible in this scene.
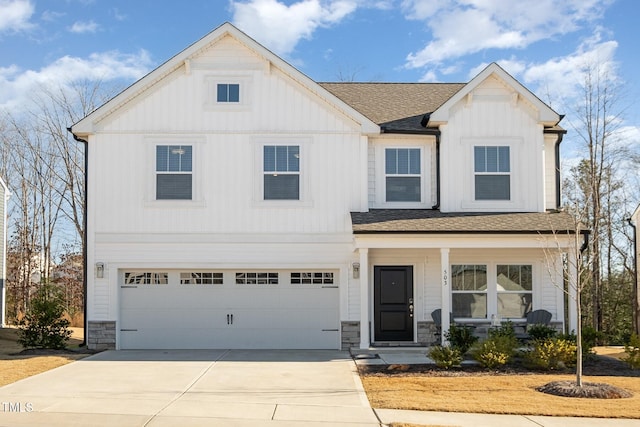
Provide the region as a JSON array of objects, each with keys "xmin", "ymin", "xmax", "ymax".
[{"xmin": 348, "ymin": 210, "xmax": 581, "ymax": 350}]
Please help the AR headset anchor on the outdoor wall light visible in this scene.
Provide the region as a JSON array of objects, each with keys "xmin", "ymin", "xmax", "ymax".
[
  {"xmin": 352, "ymin": 262, "xmax": 360, "ymax": 279},
  {"xmin": 96, "ymin": 262, "xmax": 105, "ymax": 279}
]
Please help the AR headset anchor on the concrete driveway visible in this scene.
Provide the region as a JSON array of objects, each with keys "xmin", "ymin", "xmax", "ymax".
[{"xmin": 0, "ymin": 350, "xmax": 380, "ymax": 426}]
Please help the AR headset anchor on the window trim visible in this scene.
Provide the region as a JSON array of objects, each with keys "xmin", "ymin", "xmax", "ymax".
[
  {"xmin": 460, "ymin": 138, "xmax": 522, "ymax": 211},
  {"xmin": 145, "ymin": 137, "xmax": 205, "ymax": 207},
  {"xmin": 253, "ymin": 138, "xmax": 313, "ymax": 207},
  {"xmin": 374, "ymin": 140, "xmax": 432, "ymax": 209},
  {"xmin": 450, "ymin": 262, "xmax": 536, "ymax": 321},
  {"xmin": 204, "ymin": 74, "xmax": 252, "ymax": 111}
]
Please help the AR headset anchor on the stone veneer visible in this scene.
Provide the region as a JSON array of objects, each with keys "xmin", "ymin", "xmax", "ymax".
[
  {"xmin": 342, "ymin": 321, "xmax": 436, "ymax": 349},
  {"xmin": 87, "ymin": 321, "xmax": 116, "ymax": 351},
  {"xmin": 341, "ymin": 321, "xmax": 360, "ymax": 350}
]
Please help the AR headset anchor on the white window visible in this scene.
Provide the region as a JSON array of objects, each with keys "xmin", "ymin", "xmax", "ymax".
[
  {"xmin": 496, "ymin": 265, "xmax": 533, "ymax": 318},
  {"xmin": 451, "ymin": 263, "xmax": 533, "ymax": 319},
  {"xmin": 474, "ymin": 146, "xmax": 510, "ymax": 200},
  {"xmin": 451, "ymin": 265, "xmax": 487, "ymax": 319},
  {"xmin": 385, "ymin": 148, "xmax": 421, "ymax": 202},
  {"xmin": 180, "ymin": 272, "xmax": 223, "ymax": 285},
  {"xmin": 263, "ymin": 145, "xmax": 300, "ymax": 200},
  {"xmin": 156, "ymin": 145, "xmax": 192, "ymax": 200},
  {"xmin": 217, "ymin": 83, "xmax": 239, "ymax": 103}
]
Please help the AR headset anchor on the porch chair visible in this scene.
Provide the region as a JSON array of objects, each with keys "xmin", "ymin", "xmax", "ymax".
[
  {"xmin": 514, "ymin": 309, "xmax": 553, "ymax": 341},
  {"xmin": 431, "ymin": 309, "xmax": 454, "ymax": 344}
]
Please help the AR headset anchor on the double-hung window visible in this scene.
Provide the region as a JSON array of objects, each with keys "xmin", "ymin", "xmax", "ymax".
[
  {"xmin": 156, "ymin": 145, "xmax": 192, "ymax": 200},
  {"xmin": 263, "ymin": 145, "xmax": 300, "ymax": 200},
  {"xmin": 496, "ymin": 264, "xmax": 532, "ymax": 318},
  {"xmin": 217, "ymin": 83, "xmax": 240, "ymax": 103},
  {"xmin": 385, "ymin": 148, "xmax": 421, "ymax": 202},
  {"xmin": 451, "ymin": 265, "xmax": 488, "ymax": 319},
  {"xmin": 474, "ymin": 146, "xmax": 510, "ymax": 200}
]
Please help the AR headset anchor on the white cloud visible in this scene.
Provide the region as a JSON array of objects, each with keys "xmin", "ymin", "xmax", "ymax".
[
  {"xmin": 402, "ymin": 0, "xmax": 612, "ymax": 70},
  {"xmin": 521, "ymin": 39, "xmax": 619, "ymax": 104},
  {"xmin": 0, "ymin": 50, "xmax": 153, "ymax": 111},
  {"xmin": 68, "ymin": 20, "xmax": 99, "ymax": 34},
  {"xmin": 230, "ymin": 0, "xmax": 357, "ymax": 57},
  {"xmin": 0, "ymin": 0, "xmax": 34, "ymax": 32}
]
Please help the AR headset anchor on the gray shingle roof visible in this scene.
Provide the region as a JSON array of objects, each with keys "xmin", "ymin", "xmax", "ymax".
[
  {"xmin": 351, "ymin": 210, "xmax": 579, "ymax": 234},
  {"xmin": 319, "ymin": 82, "xmax": 465, "ymax": 131}
]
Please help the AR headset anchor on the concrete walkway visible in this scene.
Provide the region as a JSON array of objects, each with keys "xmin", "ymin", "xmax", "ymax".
[{"xmin": 0, "ymin": 349, "xmax": 638, "ymax": 426}]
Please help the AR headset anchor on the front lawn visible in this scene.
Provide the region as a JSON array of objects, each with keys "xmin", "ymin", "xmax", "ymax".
[
  {"xmin": 0, "ymin": 327, "xmax": 89, "ymax": 387},
  {"xmin": 359, "ymin": 351, "xmax": 640, "ymax": 418}
]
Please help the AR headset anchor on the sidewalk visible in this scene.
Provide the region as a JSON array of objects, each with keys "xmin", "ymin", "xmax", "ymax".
[{"xmin": 376, "ymin": 409, "xmax": 640, "ymax": 427}]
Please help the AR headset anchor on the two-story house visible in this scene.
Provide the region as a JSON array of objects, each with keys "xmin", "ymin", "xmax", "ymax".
[{"xmin": 71, "ymin": 23, "xmax": 580, "ymax": 351}]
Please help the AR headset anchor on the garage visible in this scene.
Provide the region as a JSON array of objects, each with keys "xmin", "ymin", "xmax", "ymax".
[{"xmin": 118, "ymin": 270, "xmax": 340, "ymax": 349}]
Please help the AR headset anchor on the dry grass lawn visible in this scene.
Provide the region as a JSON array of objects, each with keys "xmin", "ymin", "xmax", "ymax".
[
  {"xmin": 362, "ymin": 347, "xmax": 640, "ymax": 420},
  {"xmin": 362, "ymin": 373, "xmax": 640, "ymax": 418},
  {"xmin": 0, "ymin": 326, "xmax": 89, "ymax": 387}
]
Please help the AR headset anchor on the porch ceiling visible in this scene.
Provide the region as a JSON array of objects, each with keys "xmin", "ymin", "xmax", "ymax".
[{"xmin": 350, "ymin": 210, "xmax": 579, "ymax": 234}]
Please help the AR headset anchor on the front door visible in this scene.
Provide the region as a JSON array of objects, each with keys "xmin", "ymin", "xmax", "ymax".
[{"xmin": 374, "ymin": 266, "xmax": 414, "ymax": 342}]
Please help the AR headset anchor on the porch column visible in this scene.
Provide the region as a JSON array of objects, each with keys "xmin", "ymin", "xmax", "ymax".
[
  {"xmin": 440, "ymin": 248, "xmax": 450, "ymax": 345},
  {"xmin": 359, "ymin": 248, "xmax": 370, "ymax": 349}
]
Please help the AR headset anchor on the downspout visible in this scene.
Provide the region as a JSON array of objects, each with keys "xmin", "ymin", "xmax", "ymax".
[
  {"xmin": 67, "ymin": 127, "xmax": 88, "ymax": 347},
  {"xmin": 432, "ymin": 133, "xmax": 441, "ymax": 210},
  {"xmin": 626, "ymin": 218, "xmax": 639, "ymax": 335},
  {"xmin": 555, "ymin": 132, "xmax": 564, "ymax": 209}
]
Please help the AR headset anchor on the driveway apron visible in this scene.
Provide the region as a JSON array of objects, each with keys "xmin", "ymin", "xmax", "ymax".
[{"xmin": 0, "ymin": 349, "xmax": 380, "ymax": 426}]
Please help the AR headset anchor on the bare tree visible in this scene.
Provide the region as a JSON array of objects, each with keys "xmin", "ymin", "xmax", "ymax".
[
  {"xmin": 540, "ymin": 207, "xmax": 590, "ymax": 386},
  {"xmin": 564, "ymin": 60, "xmax": 630, "ymax": 337},
  {"xmin": 1, "ymin": 80, "xmax": 117, "ymax": 322}
]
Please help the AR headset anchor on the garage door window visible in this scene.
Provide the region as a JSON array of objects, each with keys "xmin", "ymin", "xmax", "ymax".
[
  {"xmin": 180, "ymin": 272, "xmax": 223, "ymax": 285},
  {"xmin": 236, "ymin": 272, "xmax": 278, "ymax": 285},
  {"xmin": 124, "ymin": 272, "xmax": 168, "ymax": 285},
  {"xmin": 291, "ymin": 272, "xmax": 334, "ymax": 284}
]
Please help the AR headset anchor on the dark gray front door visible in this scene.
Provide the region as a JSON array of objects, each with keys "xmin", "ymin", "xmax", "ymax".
[{"xmin": 374, "ymin": 266, "xmax": 414, "ymax": 342}]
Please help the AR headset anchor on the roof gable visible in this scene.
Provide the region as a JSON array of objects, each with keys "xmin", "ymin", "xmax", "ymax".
[
  {"xmin": 428, "ymin": 62, "xmax": 560, "ymax": 127},
  {"xmin": 72, "ymin": 22, "xmax": 379, "ymax": 136}
]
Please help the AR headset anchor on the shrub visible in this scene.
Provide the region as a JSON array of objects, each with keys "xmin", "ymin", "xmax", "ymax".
[
  {"xmin": 524, "ymin": 337, "xmax": 577, "ymax": 370},
  {"xmin": 526, "ymin": 324, "xmax": 557, "ymax": 341},
  {"xmin": 471, "ymin": 335, "xmax": 518, "ymax": 369},
  {"xmin": 488, "ymin": 321, "xmax": 517, "ymax": 341},
  {"xmin": 428, "ymin": 345, "xmax": 462, "ymax": 369},
  {"xmin": 558, "ymin": 331, "xmax": 596, "ymax": 360},
  {"xmin": 623, "ymin": 334, "xmax": 640, "ymax": 370},
  {"xmin": 445, "ymin": 323, "xmax": 478, "ymax": 354},
  {"xmin": 17, "ymin": 283, "xmax": 72, "ymax": 350}
]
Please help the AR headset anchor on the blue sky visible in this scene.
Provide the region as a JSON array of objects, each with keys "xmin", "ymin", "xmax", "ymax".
[{"xmin": 1, "ymin": 0, "xmax": 639, "ymax": 154}]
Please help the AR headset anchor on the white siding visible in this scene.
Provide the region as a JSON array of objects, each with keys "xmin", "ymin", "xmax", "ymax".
[
  {"xmin": 439, "ymin": 76, "xmax": 545, "ymax": 213},
  {"xmin": 544, "ymin": 134, "xmax": 558, "ymax": 210}
]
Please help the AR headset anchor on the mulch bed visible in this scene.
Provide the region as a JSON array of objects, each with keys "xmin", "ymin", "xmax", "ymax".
[
  {"xmin": 358, "ymin": 354, "xmax": 639, "ymax": 378},
  {"xmin": 13, "ymin": 347, "xmax": 100, "ymax": 356},
  {"xmin": 358, "ymin": 354, "xmax": 638, "ymax": 399}
]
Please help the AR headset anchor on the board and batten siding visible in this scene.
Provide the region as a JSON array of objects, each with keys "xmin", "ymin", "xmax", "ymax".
[
  {"xmin": 88, "ymin": 37, "xmax": 366, "ymax": 237},
  {"xmin": 439, "ymin": 76, "xmax": 546, "ymax": 213},
  {"xmin": 544, "ymin": 134, "xmax": 558, "ymax": 210}
]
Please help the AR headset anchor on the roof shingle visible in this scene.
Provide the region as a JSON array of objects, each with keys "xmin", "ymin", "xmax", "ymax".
[{"xmin": 351, "ymin": 210, "xmax": 579, "ymax": 234}]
